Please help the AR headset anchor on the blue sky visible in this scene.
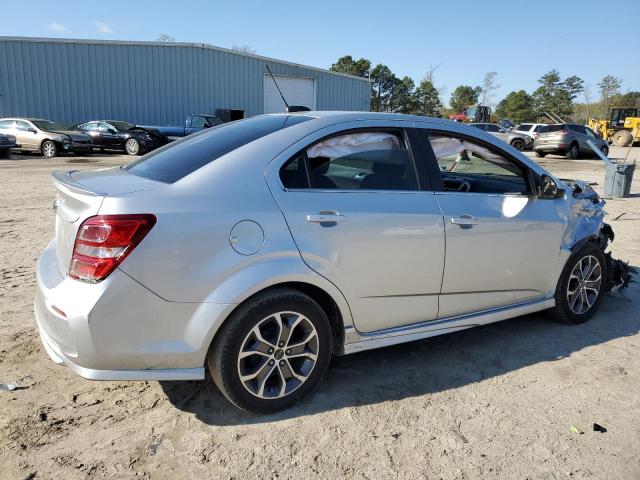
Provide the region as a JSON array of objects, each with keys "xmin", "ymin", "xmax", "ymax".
[{"xmin": 3, "ymin": 0, "xmax": 639, "ymax": 106}]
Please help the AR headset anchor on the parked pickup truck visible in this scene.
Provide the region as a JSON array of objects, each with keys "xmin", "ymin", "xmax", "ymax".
[{"xmin": 141, "ymin": 114, "xmax": 223, "ymax": 141}]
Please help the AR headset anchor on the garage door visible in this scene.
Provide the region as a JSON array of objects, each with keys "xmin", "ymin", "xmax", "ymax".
[{"xmin": 264, "ymin": 75, "xmax": 315, "ymax": 114}]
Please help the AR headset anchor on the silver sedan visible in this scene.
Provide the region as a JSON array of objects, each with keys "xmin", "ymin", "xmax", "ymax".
[{"xmin": 35, "ymin": 112, "xmax": 629, "ymax": 413}]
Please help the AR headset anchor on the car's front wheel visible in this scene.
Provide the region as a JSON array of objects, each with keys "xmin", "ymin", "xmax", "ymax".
[
  {"xmin": 41, "ymin": 140, "xmax": 57, "ymax": 158},
  {"xmin": 510, "ymin": 138, "xmax": 525, "ymax": 150},
  {"xmin": 208, "ymin": 288, "xmax": 332, "ymax": 413},
  {"xmin": 551, "ymin": 243, "xmax": 606, "ymax": 324},
  {"xmin": 535, "ymin": 150, "xmax": 546, "ymax": 158},
  {"xmin": 125, "ymin": 138, "xmax": 141, "ymax": 155}
]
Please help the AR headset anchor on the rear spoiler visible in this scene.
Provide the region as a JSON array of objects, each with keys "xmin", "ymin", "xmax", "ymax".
[{"xmin": 52, "ymin": 170, "xmax": 104, "ymax": 196}]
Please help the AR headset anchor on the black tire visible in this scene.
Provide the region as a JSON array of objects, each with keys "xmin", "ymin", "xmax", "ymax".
[
  {"xmin": 550, "ymin": 243, "xmax": 606, "ymax": 324},
  {"xmin": 612, "ymin": 129, "xmax": 633, "ymax": 147},
  {"xmin": 535, "ymin": 150, "xmax": 546, "ymax": 158},
  {"xmin": 566, "ymin": 142, "xmax": 579, "ymax": 159},
  {"xmin": 208, "ymin": 288, "xmax": 333, "ymax": 413},
  {"xmin": 0, "ymin": 148, "xmax": 9, "ymax": 159},
  {"xmin": 510, "ymin": 138, "xmax": 525, "ymax": 151},
  {"xmin": 125, "ymin": 138, "xmax": 141, "ymax": 155},
  {"xmin": 41, "ymin": 140, "xmax": 57, "ymax": 158}
]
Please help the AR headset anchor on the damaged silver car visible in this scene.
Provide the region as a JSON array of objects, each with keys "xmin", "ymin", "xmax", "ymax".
[{"xmin": 34, "ymin": 112, "xmax": 632, "ymax": 413}]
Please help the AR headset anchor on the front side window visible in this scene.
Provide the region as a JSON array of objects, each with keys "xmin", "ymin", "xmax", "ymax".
[
  {"xmin": 190, "ymin": 116, "xmax": 206, "ymax": 128},
  {"xmin": 485, "ymin": 124, "xmax": 501, "ymax": 132},
  {"xmin": 428, "ymin": 133, "xmax": 529, "ymax": 195},
  {"xmin": 516, "ymin": 124, "xmax": 533, "ymax": 131},
  {"xmin": 280, "ymin": 130, "xmax": 418, "ymax": 191}
]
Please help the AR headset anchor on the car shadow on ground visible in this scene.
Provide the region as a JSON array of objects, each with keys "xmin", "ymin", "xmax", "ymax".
[{"xmin": 160, "ymin": 284, "xmax": 638, "ymax": 426}]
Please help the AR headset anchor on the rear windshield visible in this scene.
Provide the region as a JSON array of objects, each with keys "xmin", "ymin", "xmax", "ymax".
[
  {"xmin": 539, "ymin": 124, "xmax": 565, "ymax": 133},
  {"xmin": 126, "ymin": 115, "xmax": 312, "ymax": 183}
]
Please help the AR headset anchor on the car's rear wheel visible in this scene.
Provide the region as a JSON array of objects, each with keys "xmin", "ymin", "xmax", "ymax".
[
  {"xmin": 510, "ymin": 138, "xmax": 525, "ymax": 151},
  {"xmin": 41, "ymin": 140, "xmax": 57, "ymax": 158},
  {"xmin": 566, "ymin": 142, "xmax": 579, "ymax": 159},
  {"xmin": 208, "ymin": 288, "xmax": 332, "ymax": 413},
  {"xmin": 0, "ymin": 148, "xmax": 9, "ymax": 159},
  {"xmin": 551, "ymin": 243, "xmax": 606, "ymax": 324},
  {"xmin": 535, "ymin": 151, "xmax": 546, "ymax": 158},
  {"xmin": 125, "ymin": 138, "xmax": 140, "ymax": 155}
]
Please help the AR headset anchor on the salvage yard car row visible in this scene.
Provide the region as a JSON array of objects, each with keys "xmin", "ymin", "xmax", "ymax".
[{"xmin": 0, "ymin": 113, "xmax": 223, "ymax": 158}]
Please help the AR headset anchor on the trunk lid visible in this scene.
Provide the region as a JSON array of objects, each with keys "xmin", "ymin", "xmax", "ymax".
[{"xmin": 52, "ymin": 167, "xmax": 161, "ymax": 276}]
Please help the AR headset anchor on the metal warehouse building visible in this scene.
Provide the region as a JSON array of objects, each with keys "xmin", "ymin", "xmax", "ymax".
[{"xmin": 0, "ymin": 37, "xmax": 370, "ymax": 125}]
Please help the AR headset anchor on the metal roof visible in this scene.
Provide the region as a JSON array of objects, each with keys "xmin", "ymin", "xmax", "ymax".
[{"xmin": 0, "ymin": 36, "xmax": 371, "ymax": 83}]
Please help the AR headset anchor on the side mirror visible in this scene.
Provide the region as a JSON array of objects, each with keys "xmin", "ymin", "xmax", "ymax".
[
  {"xmin": 108, "ymin": 128, "xmax": 117, "ymax": 134},
  {"xmin": 538, "ymin": 175, "xmax": 564, "ymax": 199},
  {"xmin": 28, "ymin": 128, "xmax": 37, "ymax": 133}
]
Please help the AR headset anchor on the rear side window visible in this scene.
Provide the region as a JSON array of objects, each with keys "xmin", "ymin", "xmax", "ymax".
[
  {"xmin": 280, "ymin": 130, "xmax": 418, "ymax": 191},
  {"xmin": 540, "ymin": 124, "xmax": 564, "ymax": 133},
  {"xmin": 516, "ymin": 124, "xmax": 532, "ymax": 131},
  {"xmin": 127, "ymin": 115, "xmax": 311, "ymax": 183}
]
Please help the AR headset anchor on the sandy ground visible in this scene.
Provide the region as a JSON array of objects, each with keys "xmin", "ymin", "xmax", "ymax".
[{"xmin": 1, "ymin": 147, "xmax": 639, "ymax": 480}]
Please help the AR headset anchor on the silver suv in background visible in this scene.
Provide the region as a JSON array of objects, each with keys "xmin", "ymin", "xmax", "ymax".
[
  {"xmin": 469, "ymin": 122, "xmax": 533, "ymax": 150},
  {"xmin": 534, "ymin": 123, "xmax": 609, "ymax": 159},
  {"xmin": 515, "ymin": 123, "xmax": 546, "ymax": 141},
  {"xmin": 0, "ymin": 118, "xmax": 92, "ymax": 158}
]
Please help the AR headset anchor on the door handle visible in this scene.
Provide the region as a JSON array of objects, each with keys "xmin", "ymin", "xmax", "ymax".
[
  {"xmin": 451, "ymin": 215, "xmax": 479, "ymax": 228},
  {"xmin": 306, "ymin": 211, "xmax": 346, "ymax": 224}
]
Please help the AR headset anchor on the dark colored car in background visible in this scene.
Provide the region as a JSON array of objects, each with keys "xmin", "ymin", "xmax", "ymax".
[
  {"xmin": 0, "ymin": 132, "xmax": 20, "ymax": 157},
  {"xmin": 140, "ymin": 114, "xmax": 223, "ymax": 141},
  {"xmin": 534, "ymin": 123, "xmax": 609, "ymax": 159},
  {"xmin": 72, "ymin": 121, "xmax": 168, "ymax": 156}
]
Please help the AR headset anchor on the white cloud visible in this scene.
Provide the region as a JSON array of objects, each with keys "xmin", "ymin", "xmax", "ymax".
[
  {"xmin": 48, "ymin": 22, "xmax": 68, "ymax": 33},
  {"xmin": 94, "ymin": 21, "xmax": 112, "ymax": 34}
]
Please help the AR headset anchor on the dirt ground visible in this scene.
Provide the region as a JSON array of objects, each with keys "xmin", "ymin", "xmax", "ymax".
[{"xmin": 1, "ymin": 147, "xmax": 639, "ymax": 480}]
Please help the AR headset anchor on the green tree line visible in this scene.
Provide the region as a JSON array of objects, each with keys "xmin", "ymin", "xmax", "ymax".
[{"xmin": 330, "ymin": 55, "xmax": 639, "ymax": 123}]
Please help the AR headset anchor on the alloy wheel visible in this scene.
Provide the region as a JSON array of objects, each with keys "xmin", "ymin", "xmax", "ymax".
[
  {"xmin": 125, "ymin": 138, "xmax": 139, "ymax": 155},
  {"xmin": 566, "ymin": 254, "xmax": 602, "ymax": 315},
  {"xmin": 237, "ymin": 311, "xmax": 319, "ymax": 399},
  {"xmin": 43, "ymin": 142, "xmax": 56, "ymax": 158}
]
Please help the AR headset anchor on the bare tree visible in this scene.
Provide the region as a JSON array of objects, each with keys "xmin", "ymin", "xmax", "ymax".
[
  {"xmin": 232, "ymin": 44, "xmax": 256, "ymax": 54},
  {"xmin": 583, "ymin": 84, "xmax": 592, "ymax": 120},
  {"xmin": 480, "ymin": 72, "xmax": 500, "ymax": 106},
  {"xmin": 156, "ymin": 34, "xmax": 175, "ymax": 42},
  {"xmin": 423, "ymin": 63, "xmax": 442, "ymax": 84}
]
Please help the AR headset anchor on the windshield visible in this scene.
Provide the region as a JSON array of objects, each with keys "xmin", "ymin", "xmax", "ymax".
[
  {"xmin": 32, "ymin": 120, "xmax": 67, "ymax": 132},
  {"xmin": 126, "ymin": 115, "xmax": 312, "ymax": 183},
  {"xmin": 109, "ymin": 121, "xmax": 135, "ymax": 131}
]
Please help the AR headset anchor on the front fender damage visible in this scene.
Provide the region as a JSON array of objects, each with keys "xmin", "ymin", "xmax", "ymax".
[{"xmin": 562, "ymin": 178, "xmax": 635, "ymax": 292}]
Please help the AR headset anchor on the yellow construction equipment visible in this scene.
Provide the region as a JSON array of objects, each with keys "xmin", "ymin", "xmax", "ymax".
[{"xmin": 588, "ymin": 107, "xmax": 640, "ymax": 147}]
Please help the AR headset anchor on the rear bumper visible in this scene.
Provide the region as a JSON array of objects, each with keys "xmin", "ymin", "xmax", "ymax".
[
  {"xmin": 34, "ymin": 240, "xmax": 231, "ymax": 381},
  {"xmin": 534, "ymin": 142, "xmax": 568, "ymax": 153}
]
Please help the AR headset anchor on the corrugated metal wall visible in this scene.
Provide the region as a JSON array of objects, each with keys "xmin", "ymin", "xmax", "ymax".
[{"xmin": 0, "ymin": 37, "xmax": 370, "ymax": 125}]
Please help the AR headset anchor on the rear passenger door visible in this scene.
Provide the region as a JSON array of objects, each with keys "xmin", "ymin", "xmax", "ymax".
[{"xmin": 267, "ymin": 121, "xmax": 445, "ymax": 333}]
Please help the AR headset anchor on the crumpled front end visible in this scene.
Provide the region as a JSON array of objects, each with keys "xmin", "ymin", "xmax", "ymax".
[{"xmin": 561, "ymin": 178, "xmax": 635, "ymax": 291}]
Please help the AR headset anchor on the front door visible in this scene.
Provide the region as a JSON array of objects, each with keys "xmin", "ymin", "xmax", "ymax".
[
  {"xmin": 268, "ymin": 122, "xmax": 445, "ymax": 333},
  {"xmin": 419, "ymin": 127, "xmax": 565, "ymax": 319}
]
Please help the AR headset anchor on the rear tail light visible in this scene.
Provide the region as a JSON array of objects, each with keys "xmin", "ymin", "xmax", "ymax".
[{"xmin": 69, "ymin": 214, "xmax": 156, "ymax": 283}]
